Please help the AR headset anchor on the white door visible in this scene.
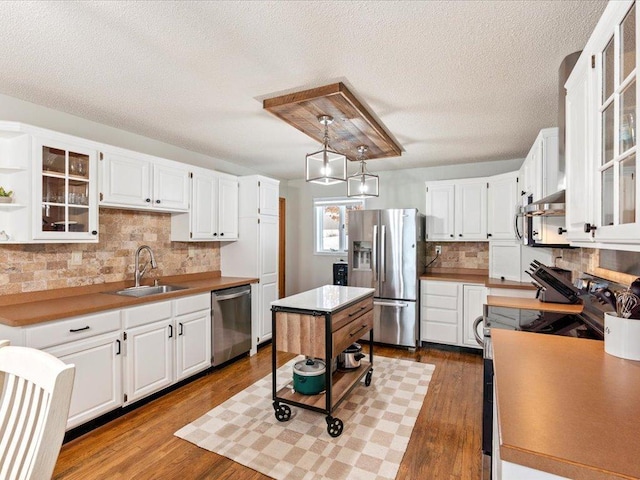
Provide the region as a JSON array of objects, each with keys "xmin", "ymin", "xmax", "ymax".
[
  {"xmin": 488, "ymin": 172, "xmax": 519, "ymax": 240},
  {"xmin": 175, "ymin": 310, "xmax": 211, "ymax": 381},
  {"xmin": 191, "ymin": 172, "xmax": 217, "ymax": 240},
  {"xmin": 566, "ymin": 56, "xmax": 594, "ymax": 243},
  {"xmin": 153, "ymin": 164, "xmax": 190, "ymax": 211},
  {"xmin": 259, "ymin": 281, "xmax": 277, "ymax": 342},
  {"xmin": 425, "ymin": 183, "xmax": 455, "ymax": 240},
  {"xmin": 218, "ymin": 177, "xmax": 239, "ymax": 239},
  {"xmin": 456, "ymin": 181, "xmax": 488, "ymax": 240},
  {"xmin": 100, "ymin": 152, "xmax": 151, "ymax": 207},
  {"xmin": 47, "ymin": 332, "xmax": 122, "ymax": 429},
  {"xmin": 259, "ymin": 179, "xmax": 280, "ymax": 216},
  {"xmin": 125, "ymin": 318, "xmax": 173, "ymax": 404},
  {"xmin": 462, "ymin": 284, "xmax": 486, "ymax": 348}
]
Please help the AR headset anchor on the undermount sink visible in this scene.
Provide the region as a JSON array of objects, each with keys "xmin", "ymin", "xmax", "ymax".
[{"xmin": 106, "ymin": 284, "xmax": 188, "ymax": 298}]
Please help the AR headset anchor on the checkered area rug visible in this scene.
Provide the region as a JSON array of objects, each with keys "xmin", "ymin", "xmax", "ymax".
[{"xmin": 175, "ymin": 356, "xmax": 435, "ymax": 480}]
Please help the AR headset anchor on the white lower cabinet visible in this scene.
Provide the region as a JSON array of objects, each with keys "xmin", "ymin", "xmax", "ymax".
[
  {"xmin": 174, "ymin": 293, "xmax": 211, "ymax": 381},
  {"xmin": 420, "ymin": 280, "xmax": 485, "ymax": 349},
  {"xmin": 24, "ymin": 309, "xmax": 123, "ymax": 430},
  {"xmin": 46, "ymin": 332, "xmax": 122, "ymax": 429},
  {"xmin": 123, "ymin": 301, "xmax": 174, "ymax": 405},
  {"xmin": 122, "ymin": 294, "xmax": 211, "ymax": 405}
]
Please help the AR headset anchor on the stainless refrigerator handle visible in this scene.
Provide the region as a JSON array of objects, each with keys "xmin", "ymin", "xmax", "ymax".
[
  {"xmin": 372, "ymin": 225, "xmax": 378, "ymax": 282},
  {"xmin": 374, "ymin": 300, "xmax": 409, "ymax": 308},
  {"xmin": 381, "ymin": 225, "xmax": 386, "ymax": 283}
]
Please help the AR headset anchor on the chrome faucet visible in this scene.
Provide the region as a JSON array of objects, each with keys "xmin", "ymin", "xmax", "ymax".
[{"xmin": 134, "ymin": 245, "xmax": 157, "ymax": 287}]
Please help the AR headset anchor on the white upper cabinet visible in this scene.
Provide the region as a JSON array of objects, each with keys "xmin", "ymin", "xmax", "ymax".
[
  {"xmin": 0, "ymin": 123, "xmax": 100, "ymax": 243},
  {"xmin": 487, "ymin": 171, "xmax": 519, "ymax": 240},
  {"xmin": 170, "ymin": 168, "xmax": 238, "ymax": 241},
  {"xmin": 565, "ymin": 53, "xmax": 595, "ymax": 243},
  {"xmin": 425, "ymin": 178, "xmax": 487, "ymax": 241},
  {"xmin": 566, "ymin": 0, "xmax": 640, "ymax": 248},
  {"xmin": 100, "ymin": 150, "xmax": 189, "ymax": 212}
]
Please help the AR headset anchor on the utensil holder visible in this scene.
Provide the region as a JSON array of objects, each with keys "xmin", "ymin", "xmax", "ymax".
[{"xmin": 604, "ymin": 312, "xmax": 640, "ymax": 361}]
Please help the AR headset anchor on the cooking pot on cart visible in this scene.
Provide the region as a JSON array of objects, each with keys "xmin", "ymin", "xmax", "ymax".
[
  {"xmin": 338, "ymin": 343, "xmax": 365, "ymax": 370},
  {"xmin": 292, "ymin": 358, "xmax": 326, "ymax": 395}
]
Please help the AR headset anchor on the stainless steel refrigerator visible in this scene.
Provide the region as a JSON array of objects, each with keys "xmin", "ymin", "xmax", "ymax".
[{"xmin": 347, "ymin": 209, "xmax": 425, "ymax": 347}]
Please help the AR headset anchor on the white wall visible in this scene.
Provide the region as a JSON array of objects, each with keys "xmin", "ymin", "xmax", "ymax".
[
  {"xmin": 285, "ymin": 158, "xmax": 524, "ymax": 294},
  {"xmin": 0, "ymin": 93, "xmax": 259, "ymax": 177}
]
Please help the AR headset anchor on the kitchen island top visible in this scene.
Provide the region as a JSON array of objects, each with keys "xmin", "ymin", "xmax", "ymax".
[
  {"xmin": 271, "ymin": 285, "xmax": 375, "ymax": 312},
  {"xmin": 492, "ymin": 329, "xmax": 640, "ymax": 480}
]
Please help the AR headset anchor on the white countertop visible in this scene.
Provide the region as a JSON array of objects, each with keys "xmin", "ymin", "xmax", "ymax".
[{"xmin": 271, "ymin": 285, "xmax": 375, "ymax": 312}]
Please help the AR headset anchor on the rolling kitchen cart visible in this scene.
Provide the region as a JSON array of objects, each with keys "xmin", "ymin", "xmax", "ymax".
[{"xmin": 270, "ymin": 285, "xmax": 375, "ymax": 437}]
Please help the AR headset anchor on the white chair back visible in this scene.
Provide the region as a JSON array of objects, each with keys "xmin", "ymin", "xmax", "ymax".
[{"xmin": 0, "ymin": 340, "xmax": 75, "ymax": 480}]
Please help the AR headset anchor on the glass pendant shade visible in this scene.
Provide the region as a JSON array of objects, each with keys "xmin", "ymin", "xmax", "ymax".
[
  {"xmin": 347, "ymin": 146, "xmax": 379, "ymax": 198},
  {"xmin": 305, "ymin": 115, "xmax": 347, "ymax": 184}
]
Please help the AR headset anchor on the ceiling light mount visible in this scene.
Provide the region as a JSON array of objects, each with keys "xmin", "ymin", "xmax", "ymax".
[
  {"xmin": 305, "ymin": 115, "xmax": 347, "ymax": 185},
  {"xmin": 347, "ymin": 145, "xmax": 379, "ymax": 198}
]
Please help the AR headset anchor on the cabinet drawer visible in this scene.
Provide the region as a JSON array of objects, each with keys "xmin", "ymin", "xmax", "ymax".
[
  {"xmin": 422, "ymin": 281, "xmax": 459, "ymax": 297},
  {"xmin": 332, "ymin": 297, "xmax": 373, "ymax": 332},
  {"xmin": 423, "ymin": 307, "xmax": 458, "ymax": 324},
  {"xmin": 123, "ymin": 300, "xmax": 172, "ymax": 329},
  {"xmin": 423, "ymin": 295, "xmax": 458, "ymax": 310},
  {"xmin": 422, "ymin": 321, "xmax": 458, "ymax": 344},
  {"xmin": 175, "ymin": 293, "xmax": 210, "ymax": 316},
  {"xmin": 333, "ymin": 310, "xmax": 373, "ymax": 356},
  {"xmin": 26, "ymin": 310, "xmax": 121, "ymax": 350}
]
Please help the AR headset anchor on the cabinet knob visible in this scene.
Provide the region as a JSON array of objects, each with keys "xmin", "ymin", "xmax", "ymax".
[
  {"xmin": 450, "ymin": 234, "xmax": 454, "ymax": 238},
  {"xmin": 91, "ymin": 230, "xmax": 98, "ymax": 235},
  {"xmin": 583, "ymin": 223, "xmax": 597, "ymax": 234},
  {"xmin": 458, "ymin": 234, "xmax": 463, "ymax": 237},
  {"xmin": 558, "ymin": 227, "xmax": 567, "ymax": 235},
  {"xmin": 213, "ymin": 233, "xmax": 218, "ymax": 236},
  {"xmin": 487, "ymin": 233, "xmax": 492, "ymax": 238},
  {"xmin": 145, "ymin": 198, "xmax": 151, "ymax": 203},
  {"xmin": 155, "ymin": 199, "xmax": 161, "ymax": 204},
  {"xmin": 220, "ymin": 232, "xmax": 224, "ymax": 236}
]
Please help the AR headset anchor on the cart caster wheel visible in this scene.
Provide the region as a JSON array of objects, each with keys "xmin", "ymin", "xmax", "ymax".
[
  {"xmin": 326, "ymin": 416, "xmax": 344, "ymax": 437},
  {"xmin": 365, "ymin": 369, "xmax": 373, "ymax": 387},
  {"xmin": 273, "ymin": 402, "xmax": 291, "ymax": 422}
]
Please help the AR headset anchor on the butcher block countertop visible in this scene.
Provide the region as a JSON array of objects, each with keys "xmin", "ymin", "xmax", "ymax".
[
  {"xmin": 420, "ymin": 269, "xmax": 535, "ymax": 290},
  {"xmin": 486, "ymin": 295, "xmax": 584, "ymax": 314},
  {"xmin": 492, "ymin": 330, "xmax": 640, "ymax": 480},
  {"xmin": 0, "ymin": 271, "xmax": 258, "ymax": 327}
]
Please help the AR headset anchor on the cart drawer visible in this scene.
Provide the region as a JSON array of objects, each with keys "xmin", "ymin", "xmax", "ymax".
[
  {"xmin": 332, "ymin": 296, "xmax": 373, "ymax": 332},
  {"xmin": 333, "ymin": 310, "xmax": 373, "ymax": 356}
]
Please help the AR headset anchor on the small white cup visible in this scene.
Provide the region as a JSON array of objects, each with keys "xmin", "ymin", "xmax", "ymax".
[{"xmin": 604, "ymin": 312, "xmax": 640, "ymax": 361}]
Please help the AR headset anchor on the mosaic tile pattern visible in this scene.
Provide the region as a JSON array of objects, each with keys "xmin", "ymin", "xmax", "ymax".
[
  {"xmin": 175, "ymin": 356, "xmax": 435, "ymax": 480},
  {"xmin": 0, "ymin": 209, "xmax": 219, "ymax": 294}
]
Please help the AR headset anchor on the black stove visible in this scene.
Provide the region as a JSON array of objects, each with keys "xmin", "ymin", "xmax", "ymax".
[{"xmin": 484, "ymin": 296, "xmax": 604, "ymax": 341}]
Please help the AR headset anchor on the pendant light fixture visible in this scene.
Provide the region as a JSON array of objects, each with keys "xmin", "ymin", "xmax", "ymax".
[
  {"xmin": 305, "ymin": 115, "xmax": 347, "ymax": 185},
  {"xmin": 347, "ymin": 145, "xmax": 379, "ymax": 198}
]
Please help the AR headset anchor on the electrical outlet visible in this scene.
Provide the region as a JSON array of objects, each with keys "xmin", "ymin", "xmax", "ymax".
[
  {"xmin": 70, "ymin": 251, "xmax": 82, "ymax": 265},
  {"xmin": 435, "ymin": 245, "xmax": 442, "ymax": 255}
]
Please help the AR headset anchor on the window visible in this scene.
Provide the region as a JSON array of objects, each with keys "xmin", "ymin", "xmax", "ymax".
[{"xmin": 313, "ymin": 197, "xmax": 365, "ymax": 254}]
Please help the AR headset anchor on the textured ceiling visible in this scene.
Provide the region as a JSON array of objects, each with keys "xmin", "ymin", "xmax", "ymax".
[{"xmin": 0, "ymin": 0, "xmax": 608, "ymax": 180}]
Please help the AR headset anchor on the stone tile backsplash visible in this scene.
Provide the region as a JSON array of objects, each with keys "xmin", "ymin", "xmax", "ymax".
[
  {"xmin": 426, "ymin": 242, "xmax": 489, "ymax": 270},
  {"xmin": 0, "ymin": 209, "xmax": 220, "ymax": 295}
]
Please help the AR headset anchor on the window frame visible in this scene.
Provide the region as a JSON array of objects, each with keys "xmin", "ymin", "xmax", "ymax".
[{"xmin": 313, "ymin": 197, "xmax": 365, "ymax": 255}]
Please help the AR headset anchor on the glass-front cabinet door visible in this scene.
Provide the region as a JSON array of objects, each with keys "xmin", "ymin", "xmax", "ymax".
[
  {"xmin": 32, "ymin": 137, "xmax": 98, "ymax": 241},
  {"xmin": 594, "ymin": 1, "xmax": 639, "ymax": 242}
]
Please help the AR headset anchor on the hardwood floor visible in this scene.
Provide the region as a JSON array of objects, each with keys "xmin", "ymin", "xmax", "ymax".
[{"xmin": 53, "ymin": 343, "xmax": 483, "ymax": 480}]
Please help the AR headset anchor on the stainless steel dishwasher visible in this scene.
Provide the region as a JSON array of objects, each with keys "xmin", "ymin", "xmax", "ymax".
[{"xmin": 211, "ymin": 285, "xmax": 252, "ymax": 367}]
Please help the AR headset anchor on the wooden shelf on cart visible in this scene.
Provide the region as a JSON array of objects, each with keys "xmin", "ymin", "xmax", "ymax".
[{"xmin": 276, "ymin": 360, "xmax": 372, "ymax": 410}]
